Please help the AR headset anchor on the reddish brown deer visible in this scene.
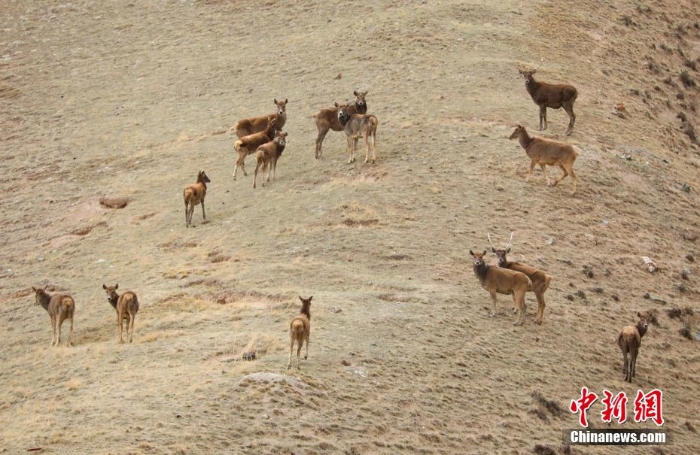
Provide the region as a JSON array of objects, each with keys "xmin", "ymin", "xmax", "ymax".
[
  {"xmin": 32, "ymin": 286, "xmax": 75, "ymax": 346},
  {"xmin": 183, "ymin": 170, "xmax": 211, "ymax": 227},
  {"xmin": 518, "ymin": 65, "xmax": 578, "ymax": 135},
  {"xmin": 288, "ymin": 296, "xmax": 312, "ymax": 370},
  {"xmin": 313, "ymin": 90, "xmax": 367, "ymax": 159},
  {"xmin": 233, "ymin": 117, "xmax": 277, "ymax": 180},
  {"xmin": 102, "ymin": 283, "xmax": 140, "ymax": 343},
  {"xmin": 488, "ymin": 232, "xmax": 552, "ymax": 324},
  {"xmin": 509, "ymin": 124, "xmax": 579, "ymax": 194},
  {"xmin": 337, "ymin": 103, "xmax": 378, "ymax": 164},
  {"xmin": 233, "ymin": 98, "xmax": 287, "ymax": 138},
  {"xmin": 618, "ymin": 311, "xmax": 655, "ymax": 382},
  {"xmin": 253, "ymin": 131, "xmax": 287, "ymax": 188},
  {"xmin": 469, "ymin": 250, "xmax": 532, "ymax": 325}
]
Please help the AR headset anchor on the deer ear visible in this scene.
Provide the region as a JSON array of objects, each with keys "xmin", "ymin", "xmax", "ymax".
[
  {"xmin": 102, "ymin": 284, "xmax": 107, "ymax": 290},
  {"xmin": 353, "ymin": 90, "xmax": 359, "ymax": 96},
  {"xmin": 274, "ymin": 99, "xmax": 278, "ymax": 104},
  {"xmin": 309, "ymin": 296, "xmax": 312, "ymax": 301},
  {"xmin": 469, "ymin": 250, "xmax": 475, "ymax": 256},
  {"xmin": 284, "ymin": 98, "xmax": 288, "ymax": 104},
  {"xmin": 32, "ymin": 286, "xmax": 37, "ymax": 293},
  {"xmin": 482, "ymin": 250, "xmax": 487, "ymax": 256},
  {"xmin": 491, "ymin": 247, "xmax": 497, "ymax": 253},
  {"xmin": 115, "ymin": 283, "xmax": 118, "ymax": 290},
  {"xmin": 299, "ymin": 296, "xmax": 303, "ymax": 302},
  {"xmin": 637, "ymin": 311, "xmax": 642, "ymax": 318},
  {"xmin": 334, "ymin": 102, "xmax": 339, "ymax": 107},
  {"xmin": 506, "ymin": 247, "xmax": 511, "ymax": 253}
]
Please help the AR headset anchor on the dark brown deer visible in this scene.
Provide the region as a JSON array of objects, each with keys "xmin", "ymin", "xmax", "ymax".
[
  {"xmin": 469, "ymin": 250, "xmax": 532, "ymax": 325},
  {"xmin": 183, "ymin": 170, "xmax": 211, "ymax": 227},
  {"xmin": 519, "ymin": 65, "xmax": 578, "ymax": 135},
  {"xmin": 313, "ymin": 90, "xmax": 367, "ymax": 159},
  {"xmin": 509, "ymin": 124, "xmax": 579, "ymax": 194},
  {"xmin": 337, "ymin": 103, "xmax": 378, "ymax": 164},
  {"xmin": 253, "ymin": 131, "xmax": 288, "ymax": 188},
  {"xmin": 288, "ymin": 296, "xmax": 312, "ymax": 370},
  {"xmin": 233, "ymin": 117, "xmax": 277, "ymax": 180},
  {"xmin": 32, "ymin": 286, "xmax": 75, "ymax": 346},
  {"xmin": 618, "ymin": 311, "xmax": 655, "ymax": 382},
  {"xmin": 102, "ymin": 283, "xmax": 140, "ymax": 343},
  {"xmin": 488, "ymin": 232, "xmax": 552, "ymax": 324},
  {"xmin": 233, "ymin": 98, "xmax": 287, "ymax": 138}
]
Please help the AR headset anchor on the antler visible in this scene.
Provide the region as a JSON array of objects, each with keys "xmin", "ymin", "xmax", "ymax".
[
  {"xmin": 505, "ymin": 232, "xmax": 515, "ymax": 250},
  {"xmin": 487, "ymin": 232, "xmax": 497, "ymax": 250}
]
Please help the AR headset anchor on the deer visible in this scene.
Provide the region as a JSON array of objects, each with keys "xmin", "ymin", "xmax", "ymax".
[
  {"xmin": 233, "ymin": 117, "xmax": 277, "ymax": 180},
  {"xmin": 233, "ymin": 98, "xmax": 287, "ymax": 138},
  {"xmin": 469, "ymin": 250, "xmax": 532, "ymax": 325},
  {"xmin": 287, "ymin": 295, "xmax": 312, "ymax": 370},
  {"xmin": 336, "ymin": 103, "xmax": 378, "ymax": 164},
  {"xmin": 488, "ymin": 232, "xmax": 552, "ymax": 324},
  {"xmin": 509, "ymin": 124, "xmax": 580, "ymax": 194},
  {"xmin": 102, "ymin": 284, "xmax": 139, "ymax": 343},
  {"xmin": 518, "ymin": 64, "xmax": 578, "ymax": 135},
  {"xmin": 313, "ymin": 90, "xmax": 367, "ymax": 159},
  {"xmin": 183, "ymin": 170, "xmax": 211, "ymax": 227},
  {"xmin": 253, "ymin": 131, "xmax": 288, "ymax": 188},
  {"xmin": 32, "ymin": 286, "xmax": 75, "ymax": 346},
  {"xmin": 618, "ymin": 310, "xmax": 655, "ymax": 383}
]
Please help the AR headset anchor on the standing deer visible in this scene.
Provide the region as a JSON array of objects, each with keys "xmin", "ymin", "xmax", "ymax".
[
  {"xmin": 102, "ymin": 283, "xmax": 140, "ymax": 343},
  {"xmin": 337, "ymin": 103, "xmax": 378, "ymax": 164},
  {"xmin": 313, "ymin": 90, "xmax": 367, "ymax": 159},
  {"xmin": 183, "ymin": 170, "xmax": 211, "ymax": 227},
  {"xmin": 618, "ymin": 311, "xmax": 655, "ymax": 383},
  {"xmin": 233, "ymin": 98, "xmax": 287, "ymax": 138},
  {"xmin": 519, "ymin": 65, "xmax": 578, "ymax": 135},
  {"xmin": 488, "ymin": 232, "xmax": 552, "ymax": 324},
  {"xmin": 469, "ymin": 250, "xmax": 532, "ymax": 325},
  {"xmin": 287, "ymin": 296, "xmax": 312, "ymax": 370},
  {"xmin": 32, "ymin": 286, "xmax": 75, "ymax": 346}
]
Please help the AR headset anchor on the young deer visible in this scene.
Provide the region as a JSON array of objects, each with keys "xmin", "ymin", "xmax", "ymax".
[
  {"xmin": 617, "ymin": 311, "xmax": 654, "ymax": 383},
  {"xmin": 102, "ymin": 284, "xmax": 139, "ymax": 343},
  {"xmin": 287, "ymin": 296, "xmax": 312, "ymax": 370},
  {"xmin": 518, "ymin": 65, "xmax": 578, "ymax": 135},
  {"xmin": 183, "ymin": 170, "xmax": 211, "ymax": 227},
  {"xmin": 32, "ymin": 286, "xmax": 75, "ymax": 346},
  {"xmin": 337, "ymin": 103, "xmax": 378, "ymax": 164},
  {"xmin": 253, "ymin": 131, "xmax": 287, "ymax": 188},
  {"xmin": 233, "ymin": 117, "xmax": 277, "ymax": 179},
  {"xmin": 233, "ymin": 98, "xmax": 287, "ymax": 138},
  {"xmin": 509, "ymin": 124, "xmax": 579, "ymax": 194},
  {"xmin": 488, "ymin": 232, "xmax": 552, "ymax": 324},
  {"xmin": 469, "ymin": 250, "xmax": 532, "ymax": 325},
  {"xmin": 313, "ymin": 90, "xmax": 367, "ymax": 159}
]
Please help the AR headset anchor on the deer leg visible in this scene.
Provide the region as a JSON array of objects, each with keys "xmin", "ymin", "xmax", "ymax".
[
  {"xmin": 68, "ymin": 315, "xmax": 74, "ymax": 346},
  {"xmin": 526, "ymin": 160, "xmax": 536, "ymax": 182},
  {"xmin": 552, "ymin": 165, "xmax": 569, "ymax": 187},
  {"xmin": 296, "ymin": 337, "xmax": 303, "ymax": 370},
  {"xmin": 201, "ymin": 200, "xmax": 206, "ymax": 221},
  {"xmin": 539, "ymin": 105, "xmax": 547, "ymax": 131},
  {"xmin": 630, "ymin": 347, "xmax": 638, "ymax": 380},
  {"xmin": 535, "ymin": 292, "xmax": 545, "ymax": 324},
  {"xmin": 315, "ymin": 127, "xmax": 329, "ymax": 159},
  {"xmin": 118, "ymin": 311, "xmax": 124, "ymax": 343},
  {"xmin": 184, "ymin": 201, "xmax": 188, "ymax": 227},
  {"xmin": 564, "ymin": 102, "xmax": 575, "ymax": 135},
  {"xmin": 304, "ymin": 334, "xmax": 309, "ymax": 360},
  {"xmin": 270, "ymin": 158, "xmax": 276, "ymax": 181},
  {"xmin": 56, "ymin": 316, "xmax": 63, "ymax": 346},
  {"xmin": 489, "ymin": 291, "xmax": 498, "ymax": 317},
  {"xmin": 266, "ymin": 161, "xmax": 272, "ymax": 183},
  {"xmin": 253, "ymin": 161, "xmax": 261, "ymax": 189},
  {"xmin": 568, "ymin": 166, "xmax": 578, "ymax": 194},
  {"xmin": 129, "ymin": 314, "xmax": 135, "ymax": 343},
  {"xmin": 540, "ymin": 164, "xmax": 551, "ymax": 186},
  {"xmin": 287, "ymin": 337, "xmax": 294, "ymax": 370},
  {"xmin": 513, "ymin": 293, "xmax": 525, "ymax": 326},
  {"xmin": 49, "ymin": 315, "xmax": 56, "ymax": 346}
]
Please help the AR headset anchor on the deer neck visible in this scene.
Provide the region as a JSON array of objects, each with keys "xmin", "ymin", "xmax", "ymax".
[
  {"xmin": 526, "ymin": 78, "xmax": 540, "ymax": 96},
  {"xmin": 518, "ymin": 129, "xmax": 534, "ymax": 150},
  {"xmin": 108, "ymin": 293, "xmax": 119, "ymax": 310},
  {"xmin": 37, "ymin": 292, "xmax": 51, "ymax": 312},
  {"xmin": 473, "ymin": 262, "xmax": 490, "ymax": 285},
  {"xmin": 300, "ymin": 308, "xmax": 311, "ymax": 320},
  {"xmin": 637, "ymin": 322, "xmax": 648, "ymax": 338}
]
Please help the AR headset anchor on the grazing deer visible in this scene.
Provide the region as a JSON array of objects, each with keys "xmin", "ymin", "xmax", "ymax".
[
  {"xmin": 618, "ymin": 311, "xmax": 655, "ymax": 383},
  {"xmin": 32, "ymin": 286, "xmax": 75, "ymax": 346},
  {"xmin": 253, "ymin": 131, "xmax": 288, "ymax": 188},
  {"xmin": 313, "ymin": 90, "xmax": 367, "ymax": 159},
  {"xmin": 469, "ymin": 250, "xmax": 532, "ymax": 325},
  {"xmin": 102, "ymin": 283, "xmax": 139, "ymax": 343},
  {"xmin": 488, "ymin": 232, "xmax": 552, "ymax": 324},
  {"xmin": 518, "ymin": 65, "xmax": 578, "ymax": 135},
  {"xmin": 509, "ymin": 124, "xmax": 579, "ymax": 194},
  {"xmin": 233, "ymin": 117, "xmax": 277, "ymax": 179},
  {"xmin": 287, "ymin": 296, "xmax": 312, "ymax": 370},
  {"xmin": 233, "ymin": 98, "xmax": 287, "ymax": 138},
  {"xmin": 336, "ymin": 103, "xmax": 378, "ymax": 164},
  {"xmin": 183, "ymin": 170, "xmax": 211, "ymax": 227}
]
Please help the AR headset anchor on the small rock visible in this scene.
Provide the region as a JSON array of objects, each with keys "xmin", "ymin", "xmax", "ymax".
[
  {"xmin": 341, "ymin": 359, "xmax": 351, "ymax": 366},
  {"xmin": 643, "ymin": 292, "xmax": 667, "ymax": 304},
  {"xmin": 330, "ymin": 307, "xmax": 342, "ymax": 314},
  {"xmin": 687, "ymin": 254, "xmax": 695, "ymax": 262},
  {"xmin": 545, "ymin": 237, "xmax": 554, "ymax": 245},
  {"xmin": 566, "ymin": 294, "xmax": 575, "ymax": 301},
  {"xmin": 681, "ymin": 183, "xmax": 692, "ymax": 193},
  {"xmin": 681, "ymin": 269, "xmax": 691, "ymax": 280},
  {"xmin": 576, "ymin": 290, "xmax": 586, "ymax": 299},
  {"xmin": 611, "ymin": 294, "xmax": 620, "ymax": 301},
  {"xmin": 641, "ymin": 256, "xmax": 658, "ymax": 273},
  {"xmin": 684, "ymin": 232, "xmax": 698, "ymax": 242},
  {"xmin": 585, "ymin": 269, "xmax": 594, "ymax": 279}
]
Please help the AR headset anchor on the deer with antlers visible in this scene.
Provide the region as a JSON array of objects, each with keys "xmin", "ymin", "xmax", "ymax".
[
  {"xmin": 488, "ymin": 232, "xmax": 552, "ymax": 325},
  {"xmin": 518, "ymin": 62, "xmax": 578, "ymax": 135}
]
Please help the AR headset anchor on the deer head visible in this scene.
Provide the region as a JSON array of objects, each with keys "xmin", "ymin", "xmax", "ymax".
[
  {"xmin": 488, "ymin": 232, "xmax": 514, "ymax": 266},
  {"xmin": 273, "ymin": 99, "xmax": 288, "ymax": 116},
  {"xmin": 469, "ymin": 250, "xmax": 488, "ymax": 266},
  {"xmin": 335, "ymin": 102, "xmax": 350, "ymax": 125},
  {"xmin": 508, "ymin": 124, "xmax": 526, "ymax": 140},
  {"xmin": 274, "ymin": 130, "xmax": 288, "ymax": 146},
  {"xmin": 353, "ymin": 90, "xmax": 367, "ymax": 109},
  {"xmin": 103, "ymin": 283, "xmax": 119, "ymax": 307},
  {"xmin": 198, "ymin": 170, "xmax": 211, "ymax": 184}
]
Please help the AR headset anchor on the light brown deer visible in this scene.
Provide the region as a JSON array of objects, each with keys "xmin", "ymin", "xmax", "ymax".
[
  {"xmin": 509, "ymin": 124, "xmax": 579, "ymax": 194},
  {"xmin": 32, "ymin": 286, "xmax": 75, "ymax": 346},
  {"xmin": 313, "ymin": 90, "xmax": 367, "ymax": 159},
  {"xmin": 336, "ymin": 103, "xmax": 378, "ymax": 164},
  {"xmin": 253, "ymin": 131, "xmax": 287, "ymax": 188},
  {"xmin": 618, "ymin": 311, "xmax": 655, "ymax": 383},
  {"xmin": 519, "ymin": 64, "xmax": 578, "ymax": 135},
  {"xmin": 489, "ymin": 232, "xmax": 552, "ymax": 324},
  {"xmin": 102, "ymin": 283, "xmax": 139, "ymax": 343},
  {"xmin": 233, "ymin": 117, "xmax": 277, "ymax": 180},
  {"xmin": 287, "ymin": 296, "xmax": 311, "ymax": 370},
  {"xmin": 233, "ymin": 98, "xmax": 287, "ymax": 138},
  {"xmin": 183, "ymin": 170, "xmax": 211, "ymax": 227},
  {"xmin": 469, "ymin": 250, "xmax": 532, "ymax": 325}
]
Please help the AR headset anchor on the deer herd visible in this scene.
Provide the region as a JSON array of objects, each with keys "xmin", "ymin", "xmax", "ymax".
[{"xmin": 32, "ymin": 65, "xmax": 656, "ymax": 381}]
